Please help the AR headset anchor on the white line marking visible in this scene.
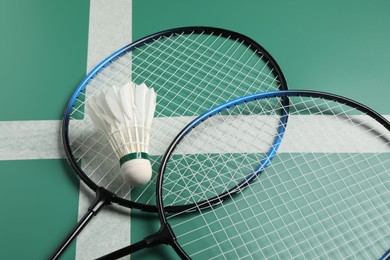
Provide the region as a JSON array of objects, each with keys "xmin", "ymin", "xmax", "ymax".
[
  {"xmin": 0, "ymin": 120, "xmax": 64, "ymax": 160},
  {"xmin": 1, "ymin": 115, "xmax": 389, "ymax": 161},
  {"xmin": 75, "ymin": 0, "xmax": 133, "ymax": 259}
]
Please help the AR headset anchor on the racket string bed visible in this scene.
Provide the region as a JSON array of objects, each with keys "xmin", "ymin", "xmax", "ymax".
[
  {"xmin": 155, "ymin": 92, "xmax": 390, "ymax": 259},
  {"xmin": 67, "ymin": 28, "xmax": 286, "ymax": 205}
]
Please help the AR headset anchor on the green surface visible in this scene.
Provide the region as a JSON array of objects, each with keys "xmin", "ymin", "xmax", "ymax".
[
  {"xmin": 0, "ymin": 0, "xmax": 389, "ymax": 259},
  {"xmin": 0, "ymin": 0, "xmax": 89, "ymax": 120},
  {"xmin": 0, "ymin": 0, "xmax": 89, "ymax": 259},
  {"xmin": 133, "ymin": 0, "xmax": 390, "ymax": 114},
  {"xmin": 0, "ymin": 159, "xmax": 79, "ymax": 260},
  {"xmin": 132, "ymin": 1, "xmax": 389, "ymax": 258}
]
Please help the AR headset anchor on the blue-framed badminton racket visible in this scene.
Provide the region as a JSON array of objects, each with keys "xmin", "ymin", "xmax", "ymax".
[
  {"xmin": 51, "ymin": 26, "xmax": 288, "ymax": 259},
  {"xmin": 99, "ymin": 90, "xmax": 390, "ymax": 260}
]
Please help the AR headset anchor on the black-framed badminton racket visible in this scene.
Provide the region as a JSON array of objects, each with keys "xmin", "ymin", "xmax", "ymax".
[
  {"xmin": 98, "ymin": 90, "xmax": 390, "ymax": 260},
  {"xmin": 51, "ymin": 26, "xmax": 288, "ymax": 259}
]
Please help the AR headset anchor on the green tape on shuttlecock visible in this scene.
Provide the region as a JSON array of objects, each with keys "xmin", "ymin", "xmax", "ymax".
[{"xmin": 119, "ymin": 152, "xmax": 150, "ymax": 165}]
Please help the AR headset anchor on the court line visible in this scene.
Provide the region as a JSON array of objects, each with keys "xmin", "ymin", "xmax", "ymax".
[
  {"xmin": 75, "ymin": 1, "xmax": 133, "ymax": 260},
  {"xmin": 0, "ymin": 120, "xmax": 64, "ymax": 160},
  {"xmin": 0, "ymin": 1, "xmax": 134, "ymax": 259},
  {"xmin": 1, "ymin": 115, "xmax": 389, "ymax": 161}
]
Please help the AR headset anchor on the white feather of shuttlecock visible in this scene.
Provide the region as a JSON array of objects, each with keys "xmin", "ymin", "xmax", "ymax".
[{"xmin": 87, "ymin": 82, "xmax": 156, "ymax": 186}]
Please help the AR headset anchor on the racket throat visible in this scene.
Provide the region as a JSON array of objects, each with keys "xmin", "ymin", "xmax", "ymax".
[
  {"xmin": 88, "ymin": 187, "xmax": 115, "ymax": 213},
  {"xmin": 144, "ymin": 223, "xmax": 176, "ymax": 247},
  {"xmin": 144, "ymin": 224, "xmax": 189, "ymax": 259}
]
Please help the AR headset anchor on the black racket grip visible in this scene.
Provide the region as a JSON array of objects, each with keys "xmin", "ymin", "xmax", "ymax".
[
  {"xmin": 96, "ymin": 227, "xmax": 166, "ymax": 260},
  {"xmin": 96, "ymin": 223, "xmax": 190, "ymax": 260},
  {"xmin": 50, "ymin": 187, "xmax": 113, "ymax": 260}
]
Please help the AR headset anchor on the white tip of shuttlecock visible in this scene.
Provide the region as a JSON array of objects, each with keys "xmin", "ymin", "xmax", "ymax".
[{"xmin": 121, "ymin": 159, "xmax": 152, "ymax": 186}]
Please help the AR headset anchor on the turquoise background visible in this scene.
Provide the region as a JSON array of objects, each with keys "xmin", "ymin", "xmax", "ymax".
[
  {"xmin": 0, "ymin": 0, "xmax": 89, "ymax": 120},
  {"xmin": 0, "ymin": 0, "xmax": 88, "ymax": 259},
  {"xmin": 0, "ymin": 0, "xmax": 389, "ymax": 259},
  {"xmin": 131, "ymin": 0, "xmax": 390, "ymax": 259},
  {"xmin": 134, "ymin": 0, "xmax": 390, "ymax": 114}
]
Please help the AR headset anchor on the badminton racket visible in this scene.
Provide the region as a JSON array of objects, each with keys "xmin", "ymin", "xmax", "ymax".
[
  {"xmin": 51, "ymin": 26, "xmax": 288, "ymax": 259},
  {"xmin": 98, "ymin": 90, "xmax": 390, "ymax": 259}
]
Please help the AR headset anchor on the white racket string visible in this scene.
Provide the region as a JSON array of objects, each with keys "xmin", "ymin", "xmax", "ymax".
[
  {"xmin": 162, "ymin": 100, "xmax": 282, "ymax": 206},
  {"xmin": 161, "ymin": 94, "xmax": 390, "ymax": 259},
  {"xmin": 67, "ymin": 28, "xmax": 285, "ymax": 205}
]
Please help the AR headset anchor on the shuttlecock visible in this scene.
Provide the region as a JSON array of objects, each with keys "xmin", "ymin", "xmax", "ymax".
[{"xmin": 87, "ymin": 82, "xmax": 156, "ymax": 186}]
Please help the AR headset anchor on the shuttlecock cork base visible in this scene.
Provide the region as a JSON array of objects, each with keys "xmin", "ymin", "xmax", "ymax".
[
  {"xmin": 120, "ymin": 152, "xmax": 152, "ymax": 186},
  {"xmin": 87, "ymin": 82, "xmax": 156, "ymax": 187}
]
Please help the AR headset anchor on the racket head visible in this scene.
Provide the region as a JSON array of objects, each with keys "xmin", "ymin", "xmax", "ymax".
[
  {"xmin": 156, "ymin": 90, "xmax": 390, "ymax": 259},
  {"xmin": 62, "ymin": 26, "xmax": 288, "ymax": 211}
]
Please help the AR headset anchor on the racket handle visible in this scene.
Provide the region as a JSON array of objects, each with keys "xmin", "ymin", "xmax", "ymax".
[
  {"xmin": 96, "ymin": 226, "xmax": 168, "ymax": 259},
  {"xmin": 97, "ymin": 223, "xmax": 190, "ymax": 260},
  {"xmin": 50, "ymin": 187, "xmax": 113, "ymax": 260}
]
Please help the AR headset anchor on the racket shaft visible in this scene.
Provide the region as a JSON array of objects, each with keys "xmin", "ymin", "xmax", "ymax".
[
  {"xmin": 50, "ymin": 187, "xmax": 112, "ymax": 259},
  {"xmin": 50, "ymin": 209, "xmax": 96, "ymax": 260}
]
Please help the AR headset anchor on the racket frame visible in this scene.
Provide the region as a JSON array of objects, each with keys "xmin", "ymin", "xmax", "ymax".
[
  {"xmin": 61, "ymin": 26, "xmax": 289, "ymax": 212},
  {"xmin": 54, "ymin": 26, "xmax": 288, "ymax": 259},
  {"xmin": 154, "ymin": 89, "xmax": 390, "ymax": 258}
]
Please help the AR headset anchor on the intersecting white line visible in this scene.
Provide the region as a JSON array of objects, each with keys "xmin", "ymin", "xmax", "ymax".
[
  {"xmin": 75, "ymin": 1, "xmax": 133, "ymax": 260},
  {"xmin": 1, "ymin": 115, "xmax": 389, "ymax": 161}
]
